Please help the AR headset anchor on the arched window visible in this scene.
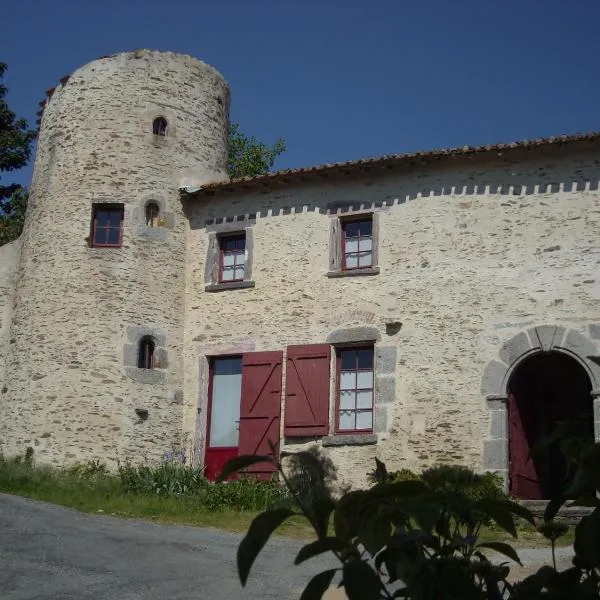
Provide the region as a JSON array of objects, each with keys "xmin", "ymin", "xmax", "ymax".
[
  {"xmin": 138, "ymin": 337, "xmax": 155, "ymax": 370},
  {"xmin": 152, "ymin": 117, "xmax": 168, "ymax": 136},
  {"xmin": 145, "ymin": 202, "xmax": 160, "ymax": 227}
]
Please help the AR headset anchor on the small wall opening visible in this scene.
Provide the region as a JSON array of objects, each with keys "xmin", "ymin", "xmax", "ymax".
[
  {"xmin": 507, "ymin": 351, "xmax": 593, "ymax": 499},
  {"xmin": 145, "ymin": 202, "xmax": 160, "ymax": 227},
  {"xmin": 152, "ymin": 117, "xmax": 168, "ymax": 136},
  {"xmin": 138, "ymin": 337, "xmax": 156, "ymax": 370}
]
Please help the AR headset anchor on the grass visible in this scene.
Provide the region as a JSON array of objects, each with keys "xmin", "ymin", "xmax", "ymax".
[
  {"xmin": 0, "ymin": 454, "xmax": 316, "ymax": 539},
  {"xmin": 0, "ymin": 454, "xmax": 575, "ymax": 548}
]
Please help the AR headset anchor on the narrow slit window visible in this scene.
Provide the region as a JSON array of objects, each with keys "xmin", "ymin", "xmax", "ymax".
[
  {"xmin": 219, "ymin": 235, "xmax": 246, "ymax": 283},
  {"xmin": 138, "ymin": 337, "xmax": 155, "ymax": 370},
  {"xmin": 152, "ymin": 117, "xmax": 168, "ymax": 136},
  {"xmin": 145, "ymin": 202, "xmax": 160, "ymax": 227}
]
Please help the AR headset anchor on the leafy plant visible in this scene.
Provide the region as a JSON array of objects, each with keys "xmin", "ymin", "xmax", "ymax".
[{"xmin": 221, "ymin": 453, "xmax": 535, "ymax": 599}]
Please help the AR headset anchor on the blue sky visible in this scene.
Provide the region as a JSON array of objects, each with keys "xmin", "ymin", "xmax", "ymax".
[{"xmin": 4, "ymin": 0, "xmax": 600, "ymax": 188}]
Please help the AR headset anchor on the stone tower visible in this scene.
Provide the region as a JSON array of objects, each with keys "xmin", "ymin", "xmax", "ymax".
[{"xmin": 0, "ymin": 50, "xmax": 229, "ymax": 465}]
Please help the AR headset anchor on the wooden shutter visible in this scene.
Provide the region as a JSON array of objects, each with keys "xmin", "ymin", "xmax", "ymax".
[
  {"xmin": 238, "ymin": 351, "xmax": 283, "ymax": 479},
  {"xmin": 284, "ymin": 344, "xmax": 331, "ymax": 437}
]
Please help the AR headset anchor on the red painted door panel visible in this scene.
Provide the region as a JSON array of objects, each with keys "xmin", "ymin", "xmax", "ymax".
[
  {"xmin": 238, "ymin": 351, "xmax": 283, "ymax": 479},
  {"xmin": 205, "ymin": 447, "xmax": 238, "ymax": 481},
  {"xmin": 284, "ymin": 344, "xmax": 331, "ymax": 437}
]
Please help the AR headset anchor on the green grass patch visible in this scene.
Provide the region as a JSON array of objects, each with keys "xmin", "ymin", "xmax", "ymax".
[{"xmin": 0, "ymin": 453, "xmax": 315, "ymax": 539}]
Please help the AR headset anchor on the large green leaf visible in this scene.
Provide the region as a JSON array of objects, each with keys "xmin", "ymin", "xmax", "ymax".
[
  {"xmin": 237, "ymin": 508, "xmax": 296, "ymax": 585},
  {"xmin": 475, "ymin": 541, "xmax": 522, "ymax": 565},
  {"xmin": 295, "ymin": 537, "xmax": 348, "ymax": 565},
  {"xmin": 544, "ymin": 496, "xmax": 566, "ymax": 522},
  {"xmin": 299, "ymin": 569, "xmax": 338, "ymax": 600},
  {"xmin": 342, "ymin": 560, "xmax": 382, "ymax": 600},
  {"xmin": 309, "ymin": 496, "xmax": 336, "ymax": 539},
  {"xmin": 501, "ymin": 499, "xmax": 535, "ymax": 525},
  {"xmin": 216, "ymin": 455, "xmax": 273, "ymax": 481},
  {"xmin": 438, "ymin": 564, "xmax": 481, "ymax": 600},
  {"xmin": 574, "ymin": 508, "xmax": 600, "ymax": 568},
  {"xmin": 472, "ymin": 499, "xmax": 517, "ymax": 537}
]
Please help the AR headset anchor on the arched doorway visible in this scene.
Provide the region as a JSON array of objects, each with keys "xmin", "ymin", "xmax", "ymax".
[{"xmin": 508, "ymin": 351, "xmax": 594, "ymax": 499}]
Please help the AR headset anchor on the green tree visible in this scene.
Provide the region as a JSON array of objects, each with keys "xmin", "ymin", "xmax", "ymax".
[
  {"xmin": 0, "ymin": 61, "xmax": 36, "ymax": 245},
  {"xmin": 228, "ymin": 123, "xmax": 286, "ymax": 179}
]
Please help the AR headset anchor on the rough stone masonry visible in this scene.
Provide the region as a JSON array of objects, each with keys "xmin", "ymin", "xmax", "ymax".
[{"xmin": 1, "ymin": 49, "xmax": 599, "ymax": 491}]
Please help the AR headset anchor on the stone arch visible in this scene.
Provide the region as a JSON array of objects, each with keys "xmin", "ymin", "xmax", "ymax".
[{"xmin": 482, "ymin": 325, "xmax": 600, "ymax": 489}]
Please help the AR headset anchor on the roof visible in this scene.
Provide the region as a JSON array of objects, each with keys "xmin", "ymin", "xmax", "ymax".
[{"xmin": 186, "ymin": 131, "xmax": 600, "ymax": 196}]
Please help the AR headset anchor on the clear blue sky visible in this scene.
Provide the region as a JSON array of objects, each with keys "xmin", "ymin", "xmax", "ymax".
[{"xmin": 4, "ymin": 0, "xmax": 600, "ymax": 188}]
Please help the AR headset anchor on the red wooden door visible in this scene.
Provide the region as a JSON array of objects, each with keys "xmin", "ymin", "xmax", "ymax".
[
  {"xmin": 284, "ymin": 344, "xmax": 331, "ymax": 437},
  {"xmin": 508, "ymin": 391, "xmax": 542, "ymax": 499},
  {"xmin": 205, "ymin": 357, "xmax": 242, "ymax": 481},
  {"xmin": 238, "ymin": 351, "xmax": 283, "ymax": 479}
]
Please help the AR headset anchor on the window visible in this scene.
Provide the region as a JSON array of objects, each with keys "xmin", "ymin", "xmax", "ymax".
[
  {"xmin": 91, "ymin": 204, "xmax": 124, "ymax": 247},
  {"xmin": 145, "ymin": 202, "xmax": 160, "ymax": 227},
  {"xmin": 336, "ymin": 347, "xmax": 374, "ymax": 433},
  {"xmin": 342, "ymin": 217, "xmax": 373, "ymax": 270},
  {"xmin": 138, "ymin": 337, "xmax": 155, "ymax": 369},
  {"xmin": 152, "ymin": 117, "xmax": 168, "ymax": 136},
  {"xmin": 208, "ymin": 357, "xmax": 243, "ymax": 448},
  {"xmin": 219, "ymin": 235, "xmax": 246, "ymax": 283}
]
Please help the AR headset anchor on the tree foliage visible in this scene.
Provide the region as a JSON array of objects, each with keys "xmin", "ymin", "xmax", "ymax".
[
  {"xmin": 0, "ymin": 62, "xmax": 36, "ymax": 246},
  {"xmin": 228, "ymin": 123, "xmax": 286, "ymax": 179},
  {"xmin": 224, "ymin": 430, "xmax": 600, "ymax": 600}
]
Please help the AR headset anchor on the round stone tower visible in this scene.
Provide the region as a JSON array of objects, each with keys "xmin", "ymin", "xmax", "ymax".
[{"xmin": 0, "ymin": 50, "xmax": 229, "ymax": 466}]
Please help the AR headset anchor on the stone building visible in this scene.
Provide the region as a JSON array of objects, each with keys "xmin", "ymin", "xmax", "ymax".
[{"xmin": 1, "ymin": 49, "xmax": 599, "ymax": 497}]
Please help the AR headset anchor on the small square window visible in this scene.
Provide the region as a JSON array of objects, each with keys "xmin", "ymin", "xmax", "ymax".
[
  {"xmin": 219, "ymin": 235, "xmax": 246, "ymax": 283},
  {"xmin": 328, "ymin": 212, "xmax": 379, "ymax": 277},
  {"xmin": 336, "ymin": 346, "xmax": 374, "ymax": 434},
  {"xmin": 91, "ymin": 204, "xmax": 124, "ymax": 248},
  {"xmin": 342, "ymin": 218, "xmax": 373, "ymax": 270}
]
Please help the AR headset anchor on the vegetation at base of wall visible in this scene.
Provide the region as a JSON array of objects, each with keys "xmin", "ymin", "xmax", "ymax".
[{"xmin": 0, "ymin": 450, "xmax": 315, "ymax": 537}]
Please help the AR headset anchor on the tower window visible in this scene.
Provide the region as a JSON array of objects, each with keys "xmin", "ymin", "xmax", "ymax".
[
  {"xmin": 145, "ymin": 202, "xmax": 160, "ymax": 227},
  {"xmin": 91, "ymin": 204, "xmax": 124, "ymax": 248},
  {"xmin": 138, "ymin": 337, "xmax": 155, "ymax": 370},
  {"xmin": 219, "ymin": 235, "xmax": 246, "ymax": 282},
  {"xmin": 152, "ymin": 117, "xmax": 168, "ymax": 136}
]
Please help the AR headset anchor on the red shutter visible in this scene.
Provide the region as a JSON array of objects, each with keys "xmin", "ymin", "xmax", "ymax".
[
  {"xmin": 284, "ymin": 344, "xmax": 331, "ymax": 437},
  {"xmin": 238, "ymin": 351, "xmax": 283, "ymax": 479}
]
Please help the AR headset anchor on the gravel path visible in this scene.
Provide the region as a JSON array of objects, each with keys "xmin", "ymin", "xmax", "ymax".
[
  {"xmin": 0, "ymin": 493, "xmax": 334, "ymax": 599},
  {"xmin": 0, "ymin": 493, "xmax": 574, "ymax": 599}
]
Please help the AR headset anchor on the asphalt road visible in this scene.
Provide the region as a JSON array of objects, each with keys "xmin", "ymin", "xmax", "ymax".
[{"xmin": 0, "ymin": 493, "xmax": 335, "ymax": 600}]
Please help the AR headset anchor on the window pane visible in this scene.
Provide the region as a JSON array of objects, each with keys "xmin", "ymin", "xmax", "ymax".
[
  {"xmin": 356, "ymin": 370, "xmax": 373, "ymax": 389},
  {"xmin": 209, "ymin": 370, "xmax": 242, "ymax": 447},
  {"xmin": 107, "ymin": 227, "xmax": 121, "ymax": 245},
  {"xmin": 361, "ymin": 237, "xmax": 373, "ymax": 252},
  {"xmin": 345, "ymin": 238, "xmax": 359, "ymax": 253},
  {"xmin": 95, "ymin": 211, "xmax": 110, "ymax": 226},
  {"xmin": 108, "ymin": 211, "xmax": 123, "ymax": 226},
  {"xmin": 357, "ymin": 349, "xmax": 374, "ymax": 369},
  {"xmin": 356, "ymin": 411, "xmax": 373, "ymax": 430},
  {"xmin": 344, "ymin": 222, "xmax": 358, "ymax": 237},
  {"xmin": 358, "ymin": 252, "xmax": 372, "ymax": 267},
  {"xmin": 235, "ymin": 237, "xmax": 246, "ymax": 251},
  {"xmin": 94, "ymin": 227, "xmax": 107, "ymax": 244},
  {"xmin": 234, "ymin": 266, "xmax": 245, "ymax": 280},
  {"xmin": 340, "ymin": 371, "xmax": 356, "ymax": 390},
  {"xmin": 339, "ymin": 390, "xmax": 355, "ymax": 409},
  {"xmin": 223, "ymin": 253, "xmax": 236, "ymax": 266},
  {"xmin": 358, "ymin": 220, "xmax": 372, "ymax": 236},
  {"xmin": 213, "ymin": 357, "xmax": 242, "ymax": 376},
  {"xmin": 340, "ymin": 350, "xmax": 356, "ymax": 370},
  {"xmin": 221, "ymin": 266, "xmax": 234, "ymax": 281},
  {"xmin": 339, "ymin": 411, "xmax": 355, "ymax": 431},
  {"xmin": 236, "ymin": 253, "xmax": 245, "ymax": 265},
  {"xmin": 345, "ymin": 254, "xmax": 358, "ymax": 268},
  {"xmin": 356, "ymin": 390, "xmax": 373, "ymax": 409}
]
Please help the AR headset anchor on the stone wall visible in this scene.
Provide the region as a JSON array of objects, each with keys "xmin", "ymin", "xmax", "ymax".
[
  {"xmin": 183, "ymin": 144, "xmax": 600, "ymax": 488},
  {"xmin": 0, "ymin": 238, "xmax": 21, "ymax": 397},
  {"xmin": 0, "ymin": 51, "xmax": 229, "ymax": 466}
]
